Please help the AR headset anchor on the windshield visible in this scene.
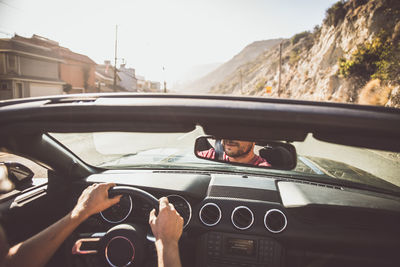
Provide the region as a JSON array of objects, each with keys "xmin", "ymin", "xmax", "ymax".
[{"xmin": 49, "ymin": 130, "xmax": 400, "ymax": 194}]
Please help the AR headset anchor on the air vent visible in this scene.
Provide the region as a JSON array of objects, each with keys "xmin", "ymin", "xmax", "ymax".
[
  {"xmin": 199, "ymin": 203, "xmax": 222, "ymax": 227},
  {"xmin": 231, "ymin": 206, "xmax": 254, "ymax": 230},
  {"xmin": 264, "ymin": 209, "xmax": 287, "ymax": 233},
  {"xmin": 153, "ymin": 170, "xmax": 216, "ymax": 175},
  {"xmin": 279, "ymin": 178, "xmax": 343, "ymax": 190}
]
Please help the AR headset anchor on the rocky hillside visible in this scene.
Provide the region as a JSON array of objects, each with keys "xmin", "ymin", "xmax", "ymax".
[
  {"xmin": 185, "ymin": 39, "xmax": 284, "ymax": 94},
  {"xmin": 211, "ymin": 0, "xmax": 400, "ymax": 107}
]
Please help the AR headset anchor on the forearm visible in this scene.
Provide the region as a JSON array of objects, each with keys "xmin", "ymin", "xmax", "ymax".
[
  {"xmin": 4, "ymin": 211, "xmax": 86, "ymax": 267},
  {"xmin": 3, "ymin": 183, "xmax": 119, "ymax": 267},
  {"xmin": 155, "ymin": 240, "xmax": 182, "ymax": 267}
]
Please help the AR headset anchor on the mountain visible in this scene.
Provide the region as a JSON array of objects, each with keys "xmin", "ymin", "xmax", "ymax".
[
  {"xmin": 211, "ymin": 0, "xmax": 400, "ymax": 107},
  {"xmin": 172, "ymin": 62, "xmax": 222, "ymax": 92},
  {"xmin": 184, "ymin": 39, "xmax": 284, "ymax": 94}
]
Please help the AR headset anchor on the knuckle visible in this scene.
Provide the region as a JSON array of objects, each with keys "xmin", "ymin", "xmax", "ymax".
[{"xmin": 160, "ymin": 197, "xmax": 169, "ymax": 203}]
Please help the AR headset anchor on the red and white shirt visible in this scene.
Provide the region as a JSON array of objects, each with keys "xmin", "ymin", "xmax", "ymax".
[{"xmin": 198, "ymin": 148, "xmax": 271, "ymax": 167}]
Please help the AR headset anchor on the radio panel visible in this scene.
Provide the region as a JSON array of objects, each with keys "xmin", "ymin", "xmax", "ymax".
[{"xmin": 204, "ymin": 232, "xmax": 282, "ymax": 267}]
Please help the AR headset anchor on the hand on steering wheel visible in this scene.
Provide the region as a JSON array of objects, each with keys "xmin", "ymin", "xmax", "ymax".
[
  {"xmin": 72, "ymin": 183, "xmax": 122, "ymax": 222},
  {"xmin": 149, "ymin": 197, "xmax": 184, "ymax": 246}
]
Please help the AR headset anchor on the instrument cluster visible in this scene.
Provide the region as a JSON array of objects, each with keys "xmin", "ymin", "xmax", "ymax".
[{"xmin": 99, "ymin": 193, "xmax": 192, "ymax": 228}]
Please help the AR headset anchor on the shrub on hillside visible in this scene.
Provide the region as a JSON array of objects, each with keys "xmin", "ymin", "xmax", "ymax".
[
  {"xmin": 291, "ymin": 31, "xmax": 311, "ymax": 46},
  {"xmin": 312, "ymin": 25, "xmax": 322, "ymax": 40},
  {"xmin": 324, "ymin": 0, "xmax": 348, "ymax": 27},
  {"xmin": 338, "ymin": 30, "xmax": 400, "ymax": 85},
  {"xmin": 289, "ymin": 49, "xmax": 301, "ymax": 66},
  {"xmin": 255, "ymin": 79, "xmax": 266, "ymax": 92}
]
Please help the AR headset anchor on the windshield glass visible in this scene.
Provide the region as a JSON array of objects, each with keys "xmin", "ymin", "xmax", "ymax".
[{"xmin": 49, "ymin": 130, "xmax": 400, "ymax": 193}]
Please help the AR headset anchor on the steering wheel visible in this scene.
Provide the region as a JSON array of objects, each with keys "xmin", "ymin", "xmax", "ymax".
[{"xmin": 72, "ymin": 186, "xmax": 159, "ymax": 267}]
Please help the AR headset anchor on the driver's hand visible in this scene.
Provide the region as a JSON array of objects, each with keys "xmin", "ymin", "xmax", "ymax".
[
  {"xmin": 149, "ymin": 197, "xmax": 183, "ymax": 246},
  {"xmin": 71, "ymin": 183, "xmax": 122, "ymax": 221}
]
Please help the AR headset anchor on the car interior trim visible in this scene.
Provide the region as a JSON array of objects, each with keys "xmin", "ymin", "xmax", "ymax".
[
  {"xmin": 71, "ymin": 237, "xmax": 100, "ymax": 255},
  {"xmin": 199, "ymin": 202, "xmax": 222, "ymax": 227},
  {"xmin": 231, "ymin": 206, "xmax": 254, "ymax": 230},
  {"xmin": 100, "ymin": 195, "xmax": 133, "ymax": 224},
  {"xmin": 105, "ymin": 235, "xmax": 135, "ymax": 267},
  {"xmin": 264, "ymin": 209, "xmax": 287, "ymax": 234},
  {"xmin": 166, "ymin": 194, "xmax": 192, "ymax": 229}
]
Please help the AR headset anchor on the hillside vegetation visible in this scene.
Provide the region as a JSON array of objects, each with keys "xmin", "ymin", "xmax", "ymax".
[{"xmin": 209, "ymin": 0, "xmax": 400, "ymax": 107}]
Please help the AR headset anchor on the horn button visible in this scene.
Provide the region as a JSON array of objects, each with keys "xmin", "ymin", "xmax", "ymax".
[{"xmin": 100, "ymin": 224, "xmax": 145, "ymax": 267}]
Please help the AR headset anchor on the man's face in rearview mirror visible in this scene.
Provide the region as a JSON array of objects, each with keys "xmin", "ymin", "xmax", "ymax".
[
  {"xmin": 196, "ymin": 137, "xmax": 272, "ymax": 167},
  {"xmin": 222, "ymin": 140, "xmax": 254, "ymax": 158}
]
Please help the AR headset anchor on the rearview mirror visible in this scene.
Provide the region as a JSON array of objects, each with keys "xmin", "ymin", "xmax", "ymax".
[{"xmin": 194, "ymin": 136, "xmax": 297, "ymax": 170}]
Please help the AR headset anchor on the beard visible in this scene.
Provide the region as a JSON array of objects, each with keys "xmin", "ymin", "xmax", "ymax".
[{"xmin": 223, "ymin": 141, "xmax": 253, "ymax": 158}]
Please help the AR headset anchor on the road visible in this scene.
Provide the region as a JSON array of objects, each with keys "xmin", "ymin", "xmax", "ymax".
[
  {"xmin": 295, "ymin": 135, "xmax": 400, "ymax": 187},
  {"xmin": 50, "ymin": 127, "xmax": 205, "ymax": 166}
]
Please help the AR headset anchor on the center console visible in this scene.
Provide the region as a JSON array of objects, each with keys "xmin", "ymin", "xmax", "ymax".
[{"xmin": 197, "ymin": 232, "xmax": 282, "ymax": 267}]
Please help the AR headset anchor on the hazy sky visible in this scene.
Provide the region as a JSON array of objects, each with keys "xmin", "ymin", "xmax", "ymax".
[{"xmin": 0, "ymin": 0, "xmax": 337, "ymax": 85}]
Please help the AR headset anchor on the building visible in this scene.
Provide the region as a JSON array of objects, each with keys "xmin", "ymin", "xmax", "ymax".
[
  {"xmin": 0, "ymin": 34, "xmax": 98, "ymax": 100},
  {"xmin": 118, "ymin": 64, "xmax": 137, "ymax": 92},
  {"xmin": 136, "ymin": 75, "xmax": 147, "ymax": 92},
  {"xmin": 135, "ymin": 74, "xmax": 161, "ymax": 92},
  {"xmin": 95, "ymin": 61, "xmax": 125, "ymax": 92},
  {"xmin": 150, "ymin": 81, "xmax": 161, "ymax": 91},
  {"xmin": 13, "ymin": 35, "xmax": 97, "ymax": 94},
  {"xmin": 56, "ymin": 46, "xmax": 96, "ymax": 94},
  {"xmin": 0, "ymin": 35, "xmax": 64, "ymax": 100}
]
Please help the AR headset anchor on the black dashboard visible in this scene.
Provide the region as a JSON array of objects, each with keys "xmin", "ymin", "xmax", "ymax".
[{"xmin": 70, "ymin": 170, "xmax": 400, "ymax": 267}]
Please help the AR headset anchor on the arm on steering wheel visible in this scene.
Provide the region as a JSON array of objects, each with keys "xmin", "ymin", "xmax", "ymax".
[{"xmin": 2, "ymin": 183, "xmax": 120, "ymax": 267}]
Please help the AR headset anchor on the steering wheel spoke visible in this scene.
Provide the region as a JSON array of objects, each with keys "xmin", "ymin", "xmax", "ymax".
[{"xmin": 72, "ymin": 232, "xmax": 105, "ymax": 255}]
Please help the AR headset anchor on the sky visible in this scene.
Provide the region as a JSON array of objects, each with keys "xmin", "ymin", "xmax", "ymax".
[{"xmin": 0, "ymin": 0, "xmax": 337, "ymax": 86}]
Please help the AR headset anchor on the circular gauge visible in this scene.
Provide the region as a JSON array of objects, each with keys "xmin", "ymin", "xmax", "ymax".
[
  {"xmin": 100, "ymin": 194, "xmax": 133, "ymax": 224},
  {"xmin": 167, "ymin": 195, "xmax": 192, "ymax": 229}
]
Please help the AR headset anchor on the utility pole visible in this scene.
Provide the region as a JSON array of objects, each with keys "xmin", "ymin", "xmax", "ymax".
[
  {"xmin": 278, "ymin": 42, "xmax": 282, "ymax": 94},
  {"xmin": 240, "ymin": 69, "xmax": 243, "ymax": 94},
  {"xmin": 113, "ymin": 25, "xmax": 118, "ymax": 91},
  {"xmin": 163, "ymin": 66, "xmax": 167, "ymax": 93}
]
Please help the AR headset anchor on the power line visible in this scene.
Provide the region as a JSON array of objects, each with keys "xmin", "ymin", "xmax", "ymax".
[
  {"xmin": 0, "ymin": 0, "xmax": 21, "ymax": 11},
  {"xmin": 0, "ymin": 30, "xmax": 12, "ymax": 36}
]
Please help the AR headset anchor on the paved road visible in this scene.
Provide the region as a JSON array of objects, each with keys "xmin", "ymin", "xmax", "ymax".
[
  {"xmin": 50, "ymin": 127, "xmax": 204, "ymax": 166},
  {"xmin": 295, "ymin": 135, "xmax": 400, "ymax": 187}
]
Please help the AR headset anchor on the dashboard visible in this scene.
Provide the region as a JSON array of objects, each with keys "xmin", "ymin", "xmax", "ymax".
[{"xmin": 70, "ymin": 169, "xmax": 400, "ymax": 267}]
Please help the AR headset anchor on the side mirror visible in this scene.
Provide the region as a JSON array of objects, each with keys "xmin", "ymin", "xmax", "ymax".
[
  {"xmin": 0, "ymin": 162, "xmax": 34, "ymax": 193},
  {"xmin": 194, "ymin": 136, "xmax": 297, "ymax": 170}
]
